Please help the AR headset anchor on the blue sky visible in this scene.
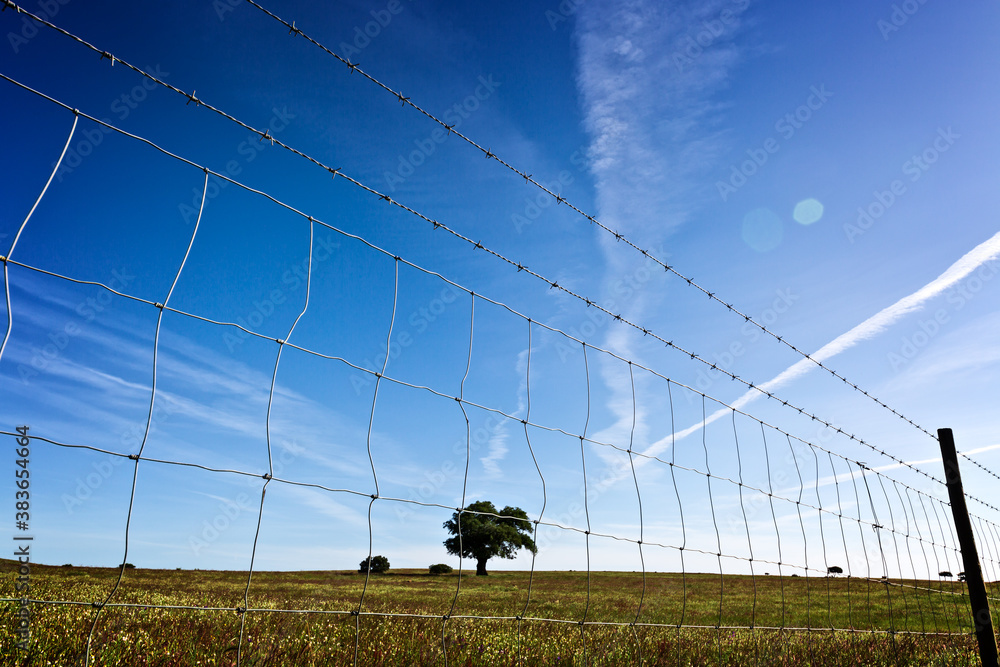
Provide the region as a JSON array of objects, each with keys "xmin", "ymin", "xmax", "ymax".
[{"xmin": 2, "ymin": 0, "xmax": 999, "ymax": 582}]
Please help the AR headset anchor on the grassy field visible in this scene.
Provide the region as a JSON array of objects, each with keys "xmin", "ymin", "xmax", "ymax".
[{"xmin": 2, "ymin": 560, "xmax": 995, "ymax": 665}]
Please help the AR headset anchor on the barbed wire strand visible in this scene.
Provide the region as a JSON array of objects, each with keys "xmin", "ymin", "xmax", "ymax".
[
  {"xmin": 82, "ymin": 169, "xmax": 208, "ymax": 666},
  {"xmin": 2, "ymin": 257, "xmax": 993, "ymax": 569},
  {"xmin": 2, "ymin": 237, "xmax": 991, "ymax": 534},
  {"xmin": 1, "ymin": 6, "xmax": 987, "ymax": 490},
  {"xmin": 958, "ymin": 451, "xmax": 1000, "ymax": 486},
  {"xmin": 232, "ymin": 0, "xmax": 981, "ymax": 456}
]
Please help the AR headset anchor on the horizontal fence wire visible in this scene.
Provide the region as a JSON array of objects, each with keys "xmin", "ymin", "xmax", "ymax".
[
  {"xmin": 234, "ymin": 0, "xmax": 956, "ymax": 447},
  {"xmin": 0, "ymin": 84, "xmax": 998, "ymax": 667},
  {"xmin": 2, "ymin": 66, "xmax": 992, "ymax": 528},
  {"xmin": 0, "ymin": 3, "xmax": 987, "ymax": 502},
  {"xmin": 0, "ymin": 70, "xmax": 991, "ymax": 525}
]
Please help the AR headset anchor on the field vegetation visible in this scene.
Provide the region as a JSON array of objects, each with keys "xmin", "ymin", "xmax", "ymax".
[{"xmin": 2, "ymin": 560, "xmax": 995, "ymax": 665}]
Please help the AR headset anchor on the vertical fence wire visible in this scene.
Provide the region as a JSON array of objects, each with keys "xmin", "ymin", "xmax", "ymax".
[
  {"xmin": 516, "ymin": 319, "xmax": 547, "ymax": 667},
  {"xmin": 0, "ymin": 112, "xmax": 78, "ymax": 366},
  {"xmin": 84, "ymin": 169, "xmax": 208, "ymax": 666},
  {"xmin": 699, "ymin": 395, "xmax": 725, "ymax": 664},
  {"xmin": 235, "ymin": 214, "xmax": 314, "ymax": 666},
  {"xmin": 732, "ymin": 411, "xmax": 758, "ymax": 665},
  {"xmin": 667, "ymin": 382, "xmax": 688, "ymax": 667},
  {"xmin": 624, "ymin": 362, "xmax": 647, "ymax": 661},
  {"xmin": 579, "ymin": 342, "xmax": 593, "ymax": 665},
  {"xmin": 442, "ymin": 292, "xmax": 475, "ymax": 667},
  {"xmin": 353, "ymin": 257, "xmax": 399, "ymax": 665}
]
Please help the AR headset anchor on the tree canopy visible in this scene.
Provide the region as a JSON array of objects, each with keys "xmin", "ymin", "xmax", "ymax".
[
  {"xmin": 443, "ymin": 500, "xmax": 537, "ymax": 576},
  {"xmin": 359, "ymin": 555, "xmax": 390, "ymax": 574}
]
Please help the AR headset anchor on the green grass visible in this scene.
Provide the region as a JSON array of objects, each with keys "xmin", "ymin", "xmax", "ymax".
[{"xmin": 2, "ymin": 561, "xmax": 995, "ymax": 665}]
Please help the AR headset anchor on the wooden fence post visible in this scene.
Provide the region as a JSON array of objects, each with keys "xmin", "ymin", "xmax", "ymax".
[{"xmin": 938, "ymin": 427, "xmax": 999, "ymax": 667}]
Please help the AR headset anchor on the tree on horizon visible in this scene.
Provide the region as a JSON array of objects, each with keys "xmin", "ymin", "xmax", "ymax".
[{"xmin": 443, "ymin": 500, "xmax": 537, "ymax": 576}]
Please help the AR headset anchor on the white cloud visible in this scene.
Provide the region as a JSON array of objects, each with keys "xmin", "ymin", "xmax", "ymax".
[
  {"xmin": 724, "ymin": 231, "xmax": 1000, "ymax": 413},
  {"xmin": 574, "ymin": 0, "xmax": 752, "ymax": 473}
]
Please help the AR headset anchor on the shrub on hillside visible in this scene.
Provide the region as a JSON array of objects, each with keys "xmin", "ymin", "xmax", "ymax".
[
  {"xmin": 359, "ymin": 555, "xmax": 390, "ymax": 574},
  {"xmin": 429, "ymin": 563, "xmax": 453, "ymax": 575}
]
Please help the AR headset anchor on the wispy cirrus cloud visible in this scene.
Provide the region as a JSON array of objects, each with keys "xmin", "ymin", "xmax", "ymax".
[
  {"xmin": 576, "ymin": 0, "xmax": 751, "ymax": 253},
  {"xmin": 573, "ymin": 0, "xmax": 753, "ymax": 469},
  {"xmin": 633, "ymin": 231, "xmax": 1000, "ymax": 467}
]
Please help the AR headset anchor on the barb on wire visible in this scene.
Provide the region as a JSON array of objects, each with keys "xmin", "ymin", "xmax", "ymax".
[
  {"xmin": 958, "ymin": 451, "xmax": 1000, "ymax": 484},
  {"xmin": 5, "ymin": 68, "xmax": 1000, "ymax": 518},
  {"xmin": 0, "ymin": 4, "xmax": 958, "ymax": 493},
  {"xmin": 238, "ymin": 0, "xmax": 943, "ymax": 448}
]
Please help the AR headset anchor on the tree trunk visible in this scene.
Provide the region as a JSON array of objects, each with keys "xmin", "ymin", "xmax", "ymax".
[{"xmin": 476, "ymin": 558, "xmax": 488, "ymax": 576}]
